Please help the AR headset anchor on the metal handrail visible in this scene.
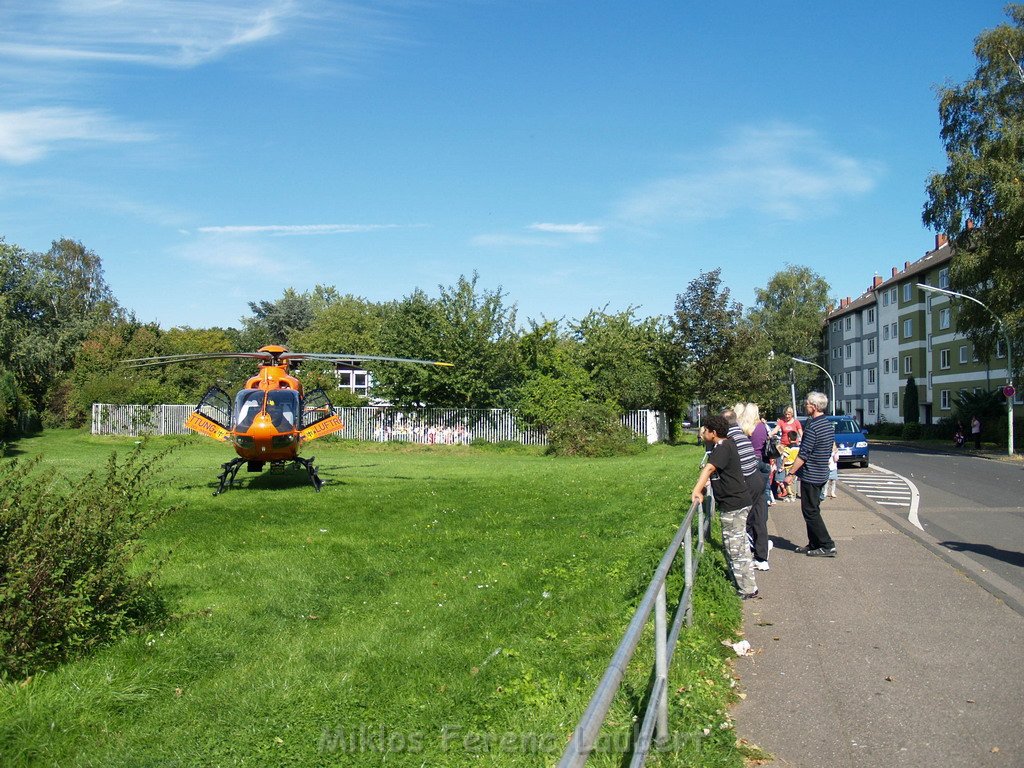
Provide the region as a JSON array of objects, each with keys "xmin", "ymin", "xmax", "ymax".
[{"xmin": 558, "ymin": 494, "xmax": 715, "ymax": 767}]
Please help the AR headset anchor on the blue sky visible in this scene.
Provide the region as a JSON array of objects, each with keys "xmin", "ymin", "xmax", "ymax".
[{"xmin": 0, "ymin": 1, "xmax": 1010, "ymax": 331}]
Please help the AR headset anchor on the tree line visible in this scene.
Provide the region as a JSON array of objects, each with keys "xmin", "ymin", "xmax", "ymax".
[{"xmin": 0, "ymin": 236, "xmax": 835, "ymax": 439}]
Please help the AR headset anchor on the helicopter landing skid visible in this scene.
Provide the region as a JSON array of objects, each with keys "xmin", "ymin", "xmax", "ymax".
[
  {"xmin": 213, "ymin": 456, "xmax": 324, "ymax": 495},
  {"xmin": 214, "ymin": 458, "xmax": 247, "ymax": 496},
  {"xmin": 293, "ymin": 455, "xmax": 324, "ymax": 492}
]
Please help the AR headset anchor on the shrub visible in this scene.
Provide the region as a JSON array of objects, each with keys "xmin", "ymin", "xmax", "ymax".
[
  {"xmin": 0, "ymin": 444, "xmax": 174, "ymax": 681},
  {"xmin": 901, "ymin": 422, "xmax": 923, "ymax": 440},
  {"xmin": 547, "ymin": 401, "xmax": 647, "ymax": 457}
]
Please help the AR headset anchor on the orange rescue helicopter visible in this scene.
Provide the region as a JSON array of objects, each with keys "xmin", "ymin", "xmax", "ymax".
[{"xmin": 124, "ymin": 345, "xmax": 452, "ymax": 494}]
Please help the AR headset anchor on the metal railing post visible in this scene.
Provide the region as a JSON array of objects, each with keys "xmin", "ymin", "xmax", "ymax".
[
  {"xmin": 654, "ymin": 583, "xmax": 669, "ymax": 742},
  {"xmin": 683, "ymin": 523, "xmax": 694, "ymax": 627}
]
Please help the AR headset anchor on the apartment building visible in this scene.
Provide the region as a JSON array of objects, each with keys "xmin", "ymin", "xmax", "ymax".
[{"xmin": 824, "ymin": 235, "xmax": 1016, "ymax": 425}]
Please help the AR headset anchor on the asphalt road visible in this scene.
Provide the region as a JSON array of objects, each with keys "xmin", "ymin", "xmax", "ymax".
[{"xmin": 864, "ymin": 444, "xmax": 1024, "ymax": 595}]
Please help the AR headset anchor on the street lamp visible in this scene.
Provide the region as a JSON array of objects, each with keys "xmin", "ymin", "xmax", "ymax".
[
  {"xmin": 917, "ymin": 283, "xmax": 1015, "ymax": 456},
  {"xmin": 792, "ymin": 357, "xmax": 837, "ymax": 415}
]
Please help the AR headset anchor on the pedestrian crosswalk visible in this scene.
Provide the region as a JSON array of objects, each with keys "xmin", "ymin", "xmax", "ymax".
[
  {"xmin": 838, "ymin": 465, "xmax": 923, "ymax": 530},
  {"xmin": 840, "ymin": 471, "xmax": 912, "ymax": 506}
]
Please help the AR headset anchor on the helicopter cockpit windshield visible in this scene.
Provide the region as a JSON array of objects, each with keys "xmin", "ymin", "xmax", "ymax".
[
  {"xmin": 266, "ymin": 390, "xmax": 299, "ymax": 431},
  {"xmin": 234, "ymin": 389, "xmax": 264, "ymax": 431}
]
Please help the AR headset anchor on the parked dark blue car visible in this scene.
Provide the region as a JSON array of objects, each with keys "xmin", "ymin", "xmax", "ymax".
[{"xmin": 828, "ymin": 415, "xmax": 869, "ymax": 467}]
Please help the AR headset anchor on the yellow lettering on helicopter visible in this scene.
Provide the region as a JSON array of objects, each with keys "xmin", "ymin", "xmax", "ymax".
[
  {"xmin": 300, "ymin": 414, "xmax": 345, "ymax": 442},
  {"xmin": 185, "ymin": 412, "xmax": 231, "ymax": 442}
]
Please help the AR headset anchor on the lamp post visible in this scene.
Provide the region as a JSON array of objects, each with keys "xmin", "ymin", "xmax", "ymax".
[
  {"xmin": 792, "ymin": 357, "xmax": 837, "ymax": 415},
  {"xmin": 917, "ymin": 283, "xmax": 1014, "ymax": 456}
]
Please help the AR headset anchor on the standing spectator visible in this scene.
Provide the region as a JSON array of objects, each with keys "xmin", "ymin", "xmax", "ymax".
[
  {"xmin": 772, "ymin": 405, "xmax": 803, "ymax": 447},
  {"xmin": 730, "ymin": 405, "xmax": 771, "ymax": 570},
  {"xmin": 789, "ymin": 391, "xmax": 837, "ymax": 557},
  {"xmin": 971, "ymin": 415, "xmax": 982, "ymax": 450},
  {"xmin": 690, "ymin": 415, "xmax": 759, "ymax": 598}
]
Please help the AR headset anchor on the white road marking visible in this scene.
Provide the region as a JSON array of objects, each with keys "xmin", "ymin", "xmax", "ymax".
[{"xmin": 866, "ymin": 464, "xmax": 923, "ymax": 530}]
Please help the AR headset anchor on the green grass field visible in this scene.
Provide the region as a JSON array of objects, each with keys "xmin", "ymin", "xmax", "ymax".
[{"xmin": 1, "ymin": 432, "xmax": 750, "ymax": 767}]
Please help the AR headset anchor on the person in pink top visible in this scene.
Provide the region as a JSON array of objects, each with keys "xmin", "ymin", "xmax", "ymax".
[{"xmin": 773, "ymin": 406, "xmax": 802, "ymax": 447}]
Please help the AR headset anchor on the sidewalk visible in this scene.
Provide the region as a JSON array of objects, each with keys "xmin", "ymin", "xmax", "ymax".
[{"xmin": 732, "ymin": 486, "xmax": 1024, "ymax": 768}]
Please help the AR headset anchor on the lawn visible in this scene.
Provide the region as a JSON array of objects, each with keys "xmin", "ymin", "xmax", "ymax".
[{"xmin": 1, "ymin": 432, "xmax": 748, "ymax": 767}]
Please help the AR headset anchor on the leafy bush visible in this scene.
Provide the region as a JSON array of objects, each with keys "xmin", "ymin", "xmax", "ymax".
[
  {"xmin": 0, "ymin": 444, "xmax": 174, "ymax": 681},
  {"xmin": 901, "ymin": 422, "xmax": 923, "ymax": 440},
  {"xmin": 547, "ymin": 401, "xmax": 647, "ymax": 457}
]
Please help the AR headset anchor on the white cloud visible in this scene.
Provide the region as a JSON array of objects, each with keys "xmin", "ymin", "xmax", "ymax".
[
  {"xmin": 0, "ymin": 1, "xmax": 401, "ymax": 71},
  {"xmin": 474, "ymin": 221, "xmax": 604, "ymax": 248},
  {"xmin": 528, "ymin": 222, "xmax": 604, "ymax": 242},
  {"xmin": 197, "ymin": 223, "xmax": 403, "ymax": 236},
  {"xmin": 0, "ymin": 1, "xmax": 292, "ymax": 69},
  {"xmin": 0, "ymin": 107, "xmax": 153, "ymax": 163},
  {"xmin": 617, "ymin": 123, "xmax": 883, "ymax": 224}
]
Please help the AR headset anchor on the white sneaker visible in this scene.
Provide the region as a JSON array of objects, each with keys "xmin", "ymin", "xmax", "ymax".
[{"xmin": 754, "ymin": 560, "xmax": 770, "ymax": 571}]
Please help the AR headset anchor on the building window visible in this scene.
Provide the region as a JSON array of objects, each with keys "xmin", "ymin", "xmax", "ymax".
[
  {"xmin": 845, "ymin": 372, "xmax": 852, "ymax": 387},
  {"xmin": 903, "ymin": 283, "xmax": 912, "ymax": 302},
  {"xmin": 903, "ymin": 318, "xmax": 912, "ymax": 338},
  {"xmin": 904, "ymin": 355, "xmax": 912, "ymax": 374},
  {"xmin": 832, "ymin": 321, "xmax": 840, "ymax": 333},
  {"xmin": 882, "ymin": 292, "xmax": 890, "ymax": 307},
  {"xmin": 893, "ymin": 392, "xmax": 899, "ymax": 409},
  {"xmin": 939, "ymin": 308, "xmax": 951, "ymax": 330},
  {"xmin": 890, "ymin": 287, "xmax": 898, "ymax": 304},
  {"xmin": 868, "ymin": 338, "xmax": 876, "ymax": 354},
  {"xmin": 846, "ymin": 343, "xmax": 852, "ymax": 359},
  {"xmin": 845, "ymin": 316, "xmax": 852, "ymax": 331},
  {"xmin": 940, "ymin": 349, "xmax": 950, "ymax": 369},
  {"xmin": 959, "ymin": 345, "xmax": 968, "ymax": 364},
  {"xmin": 892, "ymin": 356, "xmax": 898, "ymax": 372},
  {"xmin": 884, "ymin": 393, "xmax": 891, "ymax": 408},
  {"xmin": 868, "ymin": 368, "xmax": 876, "ymax": 384},
  {"xmin": 884, "ymin": 358, "xmax": 890, "ymax": 374},
  {"xmin": 939, "ymin": 268, "xmax": 950, "ymax": 289},
  {"xmin": 940, "ymin": 390, "xmax": 951, "ymax": 410},
  {"xmin": 883, "ymin": 325, "xmax": 890, "ymax": 340},
  {"xmin": 867, "ymin": 308, "xmax": 875, "ymax": 324},
  {"xmin": 891, "ymin": 322, "xmax": 898, "ymax": 338},
  {"xmin": 845, "ymin": 400, "xmax": 852, "ymax": 414},
  {"xmin": 868, "ymin": 399, "xmax": 876, "ymax": 414}
]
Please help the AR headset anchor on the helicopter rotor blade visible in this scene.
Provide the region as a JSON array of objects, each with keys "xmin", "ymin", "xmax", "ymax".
[
  {"xmin": 121, "ymin": 352, "xmax": 275, "ymax": 368},
  {"xmin": 281, "ymin": 352, "xmax": 454, "ymax": 367}
]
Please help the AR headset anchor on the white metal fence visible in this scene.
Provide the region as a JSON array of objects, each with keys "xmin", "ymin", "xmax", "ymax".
[{"xmin": 91, "ymin": 403, "xmax": 669, "ymax": 445}]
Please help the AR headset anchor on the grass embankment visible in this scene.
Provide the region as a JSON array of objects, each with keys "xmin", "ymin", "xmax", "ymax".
[{"xmin": 2, "ymin": 432, "xmax": 750, "ymax": 767}]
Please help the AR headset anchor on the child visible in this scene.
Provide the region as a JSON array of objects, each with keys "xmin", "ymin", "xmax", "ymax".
[
  {"xmin": 822, "ymin": 441, "xmax": 839, "ymax": 499},
  {"xmin": 780, "ymin": 430, "xmax": 801, "ymax": 502}
]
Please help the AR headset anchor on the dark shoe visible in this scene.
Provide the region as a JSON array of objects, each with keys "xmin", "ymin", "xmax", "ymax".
[
  {"xmin": 795, "ymin": 545, "xmax": 809, "ymax": 553},
  {"xmin": 806, "ymin": 547, "xmax": 837, "ymax": 557},
  {"xmin": 741, "ymin": 590, "xmax": 760, "ymax": 600}
]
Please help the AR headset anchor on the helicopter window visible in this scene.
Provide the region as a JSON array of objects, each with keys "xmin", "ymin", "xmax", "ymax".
[
  {"xmin": 266, "ymin": 389, "xmax": 299, "ymax": 432},
  {"xmin": 234, "ymin": 389, "xmax": 264, "ymax": 430}
]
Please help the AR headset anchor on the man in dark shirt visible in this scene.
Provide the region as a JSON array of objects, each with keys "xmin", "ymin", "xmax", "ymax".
[
  {"xmin": 790, "ymin": 391, "xmax": 837, "ymax": 557},
  {"xmin": 691, "ymin": 414, "xmax": 758, "ymax": 597}
]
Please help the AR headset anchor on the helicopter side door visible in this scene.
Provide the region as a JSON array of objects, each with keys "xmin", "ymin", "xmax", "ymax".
[
  {"xmin": 299, "ymin": 388, "xmax": 345, "ymax": 442},
  {"xmin": 184, "ymin": 386, "xmax": 233, "ymax": 442}
]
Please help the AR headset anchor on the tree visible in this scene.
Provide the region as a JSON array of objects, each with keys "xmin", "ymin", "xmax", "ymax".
[
  {"xmin": 375, "ymin": 274, "xmax": 521, "ymax": 408},
  {"xmin": 748, "ymin": 265, "xmax": 833, "ymax": 409},
  {"xmin": 569, "ymin": 307, "xmax": 668, "ymax": 411},
  {"xmin": 669, "ymin": 269, "xmax": 749, "ymax": 411},
  {"xmin": 923, "ymin": 4, "xmax": 1024, "ymax": 373},
  {"xmin": 904, "ymin": 375, "xmax": 920, "ymax": 423},
  {"xmin": 0, "ymin": 237, "xmax": 121, "ymax": 416},
  {"xmin": 240, "ymin": 288, "xmax": 316, "ymax": 346}
]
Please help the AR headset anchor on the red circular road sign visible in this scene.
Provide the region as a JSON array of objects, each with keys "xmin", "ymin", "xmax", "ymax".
[{"xmin": 1004, "ymin": 385, "xmax": 1016, "ymax": 398}]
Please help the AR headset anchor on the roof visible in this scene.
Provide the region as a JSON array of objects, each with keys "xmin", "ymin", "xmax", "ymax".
[{"xmin": 826, "ymin": 241, "xmax": 953, "ymax": 321}]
